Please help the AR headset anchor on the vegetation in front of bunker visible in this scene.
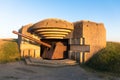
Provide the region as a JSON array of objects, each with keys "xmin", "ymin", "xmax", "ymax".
[
  {"xmin": 85, "ymin": 42, "xmax": 120, "ymax": 73},
  {"xmin": 0, "ymin": 39, "xmax": 20, "ymax": 63}
]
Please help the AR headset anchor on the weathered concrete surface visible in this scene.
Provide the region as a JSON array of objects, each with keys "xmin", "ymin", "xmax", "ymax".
[
  {"xmin": 25, "ymin": 58, "xmax": 78, "ymax": 67},
  {"xmin": 73, "ymin": 21, "xmax": 106, "ymax": 62},
  {"xmin": 18, "ymin": 24, "xmax": 41, "ymax": 58},
  {"xmin": 0, "ymin": 61, "xmax": 119, "ymax": 80}
]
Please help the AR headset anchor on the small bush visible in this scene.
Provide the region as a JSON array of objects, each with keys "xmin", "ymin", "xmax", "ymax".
[
  {"xmin": 0, "ymin": 39, "xmax": 20, "ymax": 63},
  {"xmin": 85, "ymin": 42, "xmax": 120, "ymax": 73}
]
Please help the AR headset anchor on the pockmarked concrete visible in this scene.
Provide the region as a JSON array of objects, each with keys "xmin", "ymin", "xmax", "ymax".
[{"xmin": 0, "ymin": 61, "xmax": 119, "ymax": 80}]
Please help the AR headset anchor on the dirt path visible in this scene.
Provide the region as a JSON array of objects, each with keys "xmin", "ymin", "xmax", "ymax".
[{"xmin": 0, "ymin": 61, "xmax": 119, "ymax": 80}]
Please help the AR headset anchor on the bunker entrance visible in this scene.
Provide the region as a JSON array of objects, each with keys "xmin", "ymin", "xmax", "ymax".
[{"xmin": 40, "ymin": 39, "xmax": 69, "ymax": 60}]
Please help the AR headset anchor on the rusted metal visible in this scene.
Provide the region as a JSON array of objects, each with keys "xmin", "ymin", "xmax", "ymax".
[
  {"xmin": 42, "ymin": 42, "xmax": 67, "ymax": 59},
  {"xmin": 12, "ymin": 30, "xmax": 51, "ymax": 48}
]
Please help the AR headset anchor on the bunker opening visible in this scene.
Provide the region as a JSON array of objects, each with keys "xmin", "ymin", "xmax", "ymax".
[{"xmin": 40, "ymin": 39, "xmax": 69, "ymax": 60}]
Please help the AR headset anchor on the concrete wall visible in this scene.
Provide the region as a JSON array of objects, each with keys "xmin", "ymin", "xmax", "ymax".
[
  {"xmin": 82, "ymin": 21, "xmax": 106, "ymax": 61},
  {"xmin": 18, "ymin": 24, "xmax": 41, "ymax": 58},
  {"xmin": 73, "ymin": 20, "xmax": 106, "ymax": 62}
]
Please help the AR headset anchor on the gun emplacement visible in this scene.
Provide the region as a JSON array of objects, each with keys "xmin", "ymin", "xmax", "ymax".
[
  {"xmin": 12, "ymin": 30, "xmax": 51, "ymax": 48},
  {"xmin": 12, "ymin": 30, "xmax": 66, "ymax": 59}
]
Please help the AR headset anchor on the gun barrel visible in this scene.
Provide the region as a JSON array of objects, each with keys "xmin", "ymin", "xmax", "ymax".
[{"xmin": 12, "ymin": 30, "xmax": 51, "ymax": 48}]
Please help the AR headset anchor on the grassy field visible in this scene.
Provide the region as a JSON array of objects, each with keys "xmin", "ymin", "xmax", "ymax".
[
  {"xmin": 85, "ymin": 42, "xmax": 120, "ymax": 73},
  {"xmin": 0, "ymin": 39, "xmax": 20, "ymax": 63}
]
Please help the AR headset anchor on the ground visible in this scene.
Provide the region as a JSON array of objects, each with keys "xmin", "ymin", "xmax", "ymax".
[{"xmin": 0, "ymin": 61, "xmax": 120, "ymax": 80}]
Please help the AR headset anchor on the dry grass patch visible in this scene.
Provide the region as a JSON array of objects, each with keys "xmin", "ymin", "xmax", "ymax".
[
  {"xmin": 85, "ymin": 42, "xmax": 120, "ymax": 73},
  {"xmin": 0, "ymin": 39, "xmax": 20, "ymax": 63}
]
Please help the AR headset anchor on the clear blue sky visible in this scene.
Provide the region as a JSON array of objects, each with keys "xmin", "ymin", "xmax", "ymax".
[{"xmin": 0, "ymin": 0, "xmax": 120, "ymax": 42}]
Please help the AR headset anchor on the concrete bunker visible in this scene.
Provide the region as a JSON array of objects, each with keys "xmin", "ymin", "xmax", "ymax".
[{"xmin": 16, "ymin": 18, "xmax": 106, "ymax": 63}]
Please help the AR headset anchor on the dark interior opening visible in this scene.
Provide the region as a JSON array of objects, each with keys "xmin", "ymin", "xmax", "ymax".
[{"xmin": 40, "ymin": 39, "xmax": 69, "ymax": 59}]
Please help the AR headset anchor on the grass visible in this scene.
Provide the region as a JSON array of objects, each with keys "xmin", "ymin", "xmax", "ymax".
[
  {"xmin": 85, "ymin": 42, "xmax": 120, "ymax": 73},
  {"xmin": 0, "ymin": 39, "xmax": 20, "ymax": 63}
]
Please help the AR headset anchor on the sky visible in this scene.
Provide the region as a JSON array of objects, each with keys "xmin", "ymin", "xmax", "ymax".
[{"xmin": 0, "ymin": 0, "xmax": 120, "ymax": 42}]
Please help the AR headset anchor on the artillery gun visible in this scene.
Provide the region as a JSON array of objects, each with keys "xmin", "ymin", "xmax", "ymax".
[{"xmin": 12, "ymin": 30, "xmax": 67, "ymax": 59}]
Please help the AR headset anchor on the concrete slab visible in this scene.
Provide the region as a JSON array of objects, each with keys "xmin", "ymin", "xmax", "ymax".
[{"xmin": 25, "ymin": 58, "xmax": 78, "ymax": 67}]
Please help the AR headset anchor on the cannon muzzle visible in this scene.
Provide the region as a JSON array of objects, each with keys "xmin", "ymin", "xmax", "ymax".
[{"xmin": 12, "ymin": 30, "xmax": 51, "ymax": 48}]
